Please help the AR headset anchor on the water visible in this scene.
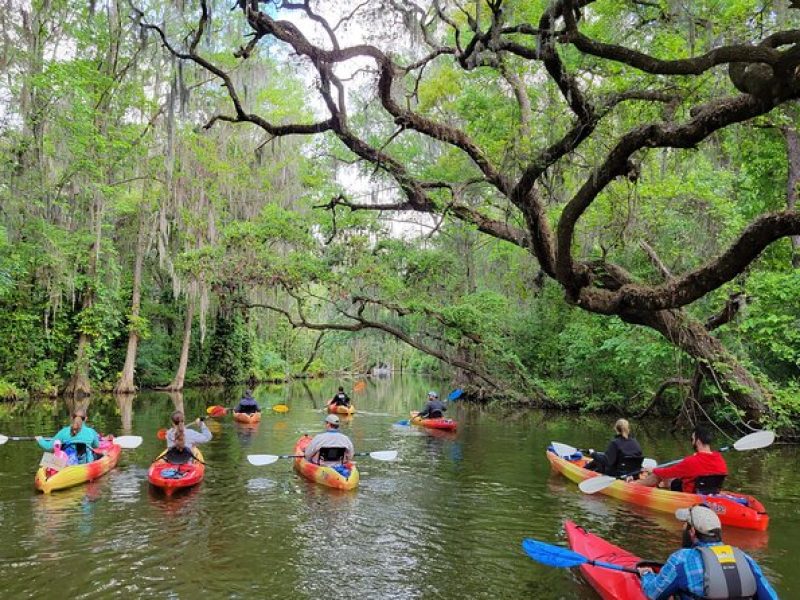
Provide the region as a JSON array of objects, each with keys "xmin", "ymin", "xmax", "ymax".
[{"xmin": 0, "ymin": 376, "xmax": 797, "ymax": 598}]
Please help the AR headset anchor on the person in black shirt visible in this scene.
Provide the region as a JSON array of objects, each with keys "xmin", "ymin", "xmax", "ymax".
[{"xmin": 585, "ymin": 418, "xmax": 643, "ymax": 476}]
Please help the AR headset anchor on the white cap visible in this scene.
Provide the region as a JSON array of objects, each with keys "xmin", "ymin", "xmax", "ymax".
[
  {"xmin": 325, "ymin": 414, "xmax": 340, "ymax": 426},
  {"xmin": 675, "ymin": 505, "xmax": 721, "ymax": 534}
]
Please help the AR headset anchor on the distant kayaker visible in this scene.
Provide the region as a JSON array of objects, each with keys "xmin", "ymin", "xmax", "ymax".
[
  {"xmin": 36, "ymin": 408, "xmax": 100, "ymax": 464},
  {"xmin": 585, "ymin": 418, "xmax": 643, "ymax": 476},
  {"xmin": 235, "ymin": 390, "xmax": 261, "ymax": 415},
  {"xmin": 304, "ymin": 414, "xmax": 354, "ymax": 466},
  {"xmin": 330, "ymin": 386, "xmax": 351, "ymax": 407},
  {"xmin": 416, "ymin": 391, "xmax": 446, "ymax": 419},
  {"xmin": 636, "ymin": 425, "xmax": 727, "ymax": 493},
  {"xmin": 166, "ymin": 411, "xmax": 212, "ymax": 458},
  {"xmin": 638, "ymin": 504, "xmax": 778, "ymax": 599}
]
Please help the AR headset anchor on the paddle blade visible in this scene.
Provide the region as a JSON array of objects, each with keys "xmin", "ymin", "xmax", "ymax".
[
  {"xmin": 272, "ymin": 404, "xmax": 289, "ymax": 413},
  {"xmin": 247, "ymin": 454, "xmax": 280, "ymax": 466},
  {"xmin": 579, "ymin": 475, "xmax": 618, "ymax": 494},
  {"xmin": 448, "ymin": 388, "xmax": 463, "ymax": 401},
  {"xmin": 0, "ymin": 434, "xmax": 8, "ymax": 445},
  {"xmin": 156, "ymin": 428, "xmax": 167, "ymax": 441},
  {"xmin": 368, "ymin": 450, "xmax": 398, "ymax": 461},
  {"xmin": 642, "ymin": 458, "xmax": 658, "ymax": 470},
  {"xmin": 522, "ymin": 539, "xmax": 588, "ymax": 568},
  {"xmin": 551, "ymin": 442, "xmax": 579, "ymax": 458},
  {"xmin": 733, "ymin": 430, "xmax": 775, "ymax": 451},
  {"xmin": 353, "ymin": 380, "xmax": 366, "ymax": 392},
  {"xmin": 207, "ymin": 405, "xmax": 227, "ymax": 417},
  {"xmin": 114, "ymin": 435, "xmax": 143, "ymax": 449}
]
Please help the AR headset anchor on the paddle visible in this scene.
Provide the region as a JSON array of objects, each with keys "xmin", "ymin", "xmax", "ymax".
[
  {"xmin": 448, "ymin": 388, "xmax": 463, "ymax": 401},
  {"xmin": 247, "ymin": 450, "xmax": 398, "ymax": 466},
  {"xmin": 578, "ymin": 430, "xmax": 776, "ymax": 494},
  {"xmin": 272, "ymin": 404, "xmax": 289, "ymax": 413},
  {"xmin": 550, "ymin": 441, "xmax": 657, "ymax": 470},
  {"xmin": 521, "ymin": 538, "xmax": 640, "ymax": 575},
  {"xmin": 0, "ymin": 434, "xmax": 143, "ymax": 449}
]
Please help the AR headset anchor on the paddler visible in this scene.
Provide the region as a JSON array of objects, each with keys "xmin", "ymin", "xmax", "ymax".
[
  {"xmin": 165, "ymin": 411, "xmax": 212, "ymax": 463},
  {"xmin": 416, "ymin": 391, "xmax": 446, "ymax": 419},
  {"xmin": 36, "ymin": 408, "xmax": 100, "ymax": 464},
  {"xmin": 638, "ymin": 504, "xmax": 778, "ymax": 599},
  {"xmin": 585, "ymin": 418, "xmax": 643, "ymax": 476},
  {"xmin": 636, "ymin": 425, "xmax": 727, "ymax": 493},
  {"xmin": 329, "ymin": 386, "xmax": 351, "ymax": 408},
  {"xmin": 235, "ymin": 389, "xmax": 261, "ymax": 415},
  {"xmin": 304, "ymin": 414, "xmax": 354, "ymax": 466}
]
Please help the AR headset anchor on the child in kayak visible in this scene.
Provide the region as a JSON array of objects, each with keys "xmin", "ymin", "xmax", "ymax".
[
  {"xmin": 304, "ymin": 414, "xmax": 354, "ymax": 466},
  {"xmin": 330, "ymin": 386, "xmax": 351, "ymax": 407},
  {"xmin": 235, "ymin": 390, "xmax": 261, "ymax": 415},
  {"xmin": 416, "ymin": 391, "xmax": 446, "ymax": 419},
  {"xmin": 36, "ymin": 408, "xmax": 100, "ymax": 464},
  {"xmin": 585, "ymin": 418, "xmax": 643, "ymax": 476},
  {"xmin": 165, "ymin": 411, "xmax": 212, "ymax": 463},
  {"xmin": 638, "ymin": 504, "xmax": 777, "ymax": 599},
  {"xmin": 637, "ymin": 425, "xmax": 727, "ymax": 493}
]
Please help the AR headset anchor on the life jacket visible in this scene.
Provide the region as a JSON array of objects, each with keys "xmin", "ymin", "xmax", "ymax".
[{"xmin": 696, "ymin": 544, "xmax": 757, "ymax": 599}]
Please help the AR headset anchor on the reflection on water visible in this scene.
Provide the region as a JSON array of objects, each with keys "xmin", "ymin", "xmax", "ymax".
[{"xmin": 0, "ymin": 377, "xmax": 796, "ymax": 598}]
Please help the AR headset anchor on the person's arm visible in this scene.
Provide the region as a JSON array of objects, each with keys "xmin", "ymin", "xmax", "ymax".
[
  {"xmin": 417, "ymin": 403, "xmax": 431, "ymax": 418},
  {"xmin": 188, "ymin": 421, "xmax": 212, "ymax": 444},
  {"xmin": 37, "ymin": 427, "xmax": 68, "ymax": 451},
  {"xmin": 344, "ymin": 437, "xmax": 355, "ymax": 462},
  {"xmin": 304, "ymin": 437, "xmax": 323, "ymax": 460},
  {"xmin": 640, "ymin": 552, "xmax": 687, "ymax": 600},
  {"xmin": 745, "ymin": 555, "xmax": 779, "ymax": 600},
  {"xmin": 652, "ymin": 456, "xmax": 692, "ymax": 480},
  {"xmin": 604, "ymin": 440, "xmax": 619, "ymax": 468},
  {"xmin": 166, "ymin": 429, "xmax": 175, "ymax": 448}
]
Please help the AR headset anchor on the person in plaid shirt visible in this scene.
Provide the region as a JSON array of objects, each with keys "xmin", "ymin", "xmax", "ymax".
[{"xmin": 639, "ymin": 505, "xmax": 778, "ymax": 599}]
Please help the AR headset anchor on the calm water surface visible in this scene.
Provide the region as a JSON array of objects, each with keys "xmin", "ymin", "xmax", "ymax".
[{"xmin": 0, "ymin": 376, "xmax": 797, "ymax": 598}]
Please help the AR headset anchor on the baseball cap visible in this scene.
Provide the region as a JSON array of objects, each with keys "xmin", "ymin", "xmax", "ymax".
[
  {"xmin": 325, "ymin": 414, "xmax": 340, "ymax": 426},
  {"xmin": 675, "ymin": 505, "xmax": 721, "ymax": 534},
  {"xmin": 428, "ymin": 391, "xmax": 439, "ymax": 398}
]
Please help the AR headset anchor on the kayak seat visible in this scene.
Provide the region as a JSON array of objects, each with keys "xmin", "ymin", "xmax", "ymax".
[
  {"xmin": 428, "ymin": 410, "xmax": 443, "ymax": 418},
  {"xmin": 164, "ymin": 447, "xmax": 195, "ymax": 465},
  {"xmin": 694, "ymin": 475, "xmax": 726, "ymax": 495},
  {"xmin": 611, "ymin": 455, "xmax": 644, "ymax": 477},
  {"xmin": 319, "ymin": 447, "xmax": 346, "ymax": 463}
]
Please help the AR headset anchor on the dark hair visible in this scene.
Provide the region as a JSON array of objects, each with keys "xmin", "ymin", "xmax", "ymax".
[
  {"xmin": 338, "ymin": 386, "xmax": 344, "ymax": 392},
  {"xmin": 696, "ymin": 529, "xmax": 722, "ymax": 543},
  {"xmin": 693, "ymin": 425, "xmax": 714, "ymax": 446}
]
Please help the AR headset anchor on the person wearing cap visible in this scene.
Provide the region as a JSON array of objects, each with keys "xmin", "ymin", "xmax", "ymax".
[
  {"xmin": 639, "ymin": 504, "xmax": 778, "ymax": 599},
  {"xmin": 329, "ymin": 386, "xmax": 351, "ymax": 407},
  {"xmin": 36, "ymin": 407, "xmax": 101, "ymax": 464},
  {"xmin": 303, "ymin": 414, "xmax": 355, "ymax": 466},
  {"xmin": 416, "ymin": 391, "xmax": 446, "ymax": 419},
  {"xmin": 636, "ymin": 425, "xmax": 728, "ymax": 493},
  {"xmin": 235, "ymin": 389, "xmax": 261, "ymax": 415}
]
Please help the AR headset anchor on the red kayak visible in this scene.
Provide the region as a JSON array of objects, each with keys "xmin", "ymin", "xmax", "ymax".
[
  {"xmin": 410, "ymin": 412, "xmax": 457, "ymax": 431},
  {"xmin": 148, "ymin": 447, "xmax": 205, "ymax": 496},
  {"xmin": 565, "ymin": 520, "xmax": 648, "ymax": 600}
]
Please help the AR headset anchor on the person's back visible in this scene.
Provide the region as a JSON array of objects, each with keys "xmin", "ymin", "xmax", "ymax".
[
  {"xmin": 236, "ymin": 391, "xmax": 260, "ymax": 414},
  {"xmin": 640, "ymin": 505, "xmax": 777, "ymax": 600},
  {"xmin": 604, "ymin": 435, "xmax": 643, "ymax": 476},
  {"xmin": 418, "ymin": 392, "xmax": 446, "ymax": 418},
  {"xmin": 331, "ymin": 388, "xmax": 350, "ymax": 406},
  {"xmin": 304, "ymin": 415, "xmax": 354, "ymax": 465},
  {"xmin": 166, "ymin": 412, "xmax": 212, "ymax": 450}
]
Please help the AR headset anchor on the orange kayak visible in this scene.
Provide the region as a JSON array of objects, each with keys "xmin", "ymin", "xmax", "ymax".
[
  {"xmin": 547, "ymin": 448, "xmax": 768, "ymax": 531},
  {"xmin": 35, "ymin": 437, "xmax": 121, "ymax": 494},
  {"xmin": 233, "ymin": 411, "xmax": 261, "ymax": 424},
  {"xmin": 328, "ymin": 403, "xmax": 355, "ymax": 415},
  {"xmin": 410, "ymin": 412, "xmax": 457, "ymax": 431},
  {"xmin": 293, "ymin": 435, "xmax": 359, "ymax": 490},
  {"xmin": 148, "ymin": 447, "xmax": 205, "ymax": 495}
]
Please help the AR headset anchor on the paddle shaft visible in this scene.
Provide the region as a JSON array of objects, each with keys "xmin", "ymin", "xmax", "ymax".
[{"xmin": 588, "ymin": 559, "xmax": 640, "ymax": 575}]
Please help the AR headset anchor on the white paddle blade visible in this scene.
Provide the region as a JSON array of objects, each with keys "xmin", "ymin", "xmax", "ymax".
[
  {"xmin": 0, "ymin": 434, "xmax": 8, "ymax": 445},
  {"xmin": 551, "ymin": 442, "xmax": 579, "ymax": 458},
  {"xmin": 368, "ymin": 450, "xmax": 398, "ymax": 461},
  {"xmin": 579, "ymin": 475, "xmax": 617, "ymax": 494},
  {"xmin": 733, "ymin": 430, "xmax": 775, "ymax": 451},
  {"xmin": 642, "ymin": 458, "xmax": 658, "ymax": 470},
  {"xmin": 247, "ymin": 454, "xmax": 279, "ymax": 466},
  {"xmin": 114, "ymin": 436, "xmax": 143, "ymax": 449}
]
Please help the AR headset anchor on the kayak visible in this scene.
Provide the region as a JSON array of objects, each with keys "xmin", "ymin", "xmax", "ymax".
[
  {"xmin": 565, "ymin": 520, "xmax": 647, "ymax": 600},
  {"xmin": 410, "ymin": 412, "xmax": 457, "ymax": 431},
  {"xmin": 233, "ymin": 411, "xmax": 261, "ymax": 424},
  {"xmin": 328, "ymin": 403, "xmax": 355, "ymax": 415},
  {"xmin": 148, "ymin": 447, "xmax": 205, "ymax": 495},
  {"xmin": 547, "ymin": 448, "xmax": 769, "ymax": 531},
  {"xmin": 35, "ymin": 437, "xmax": 121, "ymax": 494},
  {"xmin": 293, "ymin": 435, "xmax": 359, "ymax": 490}
]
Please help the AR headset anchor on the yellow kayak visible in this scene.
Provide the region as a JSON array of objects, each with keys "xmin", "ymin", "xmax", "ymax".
[{"xmin": 35, "ymin": 438, "xmax": 121, "ymax": 494}]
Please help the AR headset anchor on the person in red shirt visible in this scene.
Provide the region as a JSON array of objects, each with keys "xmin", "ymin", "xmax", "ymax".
[{"xmin": 636, "ymin": 425, "xmax": 727, "ymax": 493}]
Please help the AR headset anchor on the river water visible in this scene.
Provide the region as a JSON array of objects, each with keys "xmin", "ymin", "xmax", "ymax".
[{"xmin": 0, "ymin": 376, "xmax": 796, "ymax": 598}]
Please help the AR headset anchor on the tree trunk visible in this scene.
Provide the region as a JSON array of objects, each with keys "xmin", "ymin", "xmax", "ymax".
[
  {"xmin": 783, "ymin": 125, "xmax": 800, "ymax": 267},
  {"xmin": 114, "ymin": 393, "xmax": 134, "ymax": 431},
  {"xmin": 114, "ymin": 205, "xmax": 147, "ymax": 394},
  {"xmin": 166, "ymin": 299, "xmax": 194, "ymax": 391},
  {"xmin": 622, "ymin": 308, "xmax": 768, "ymax": 423}
]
